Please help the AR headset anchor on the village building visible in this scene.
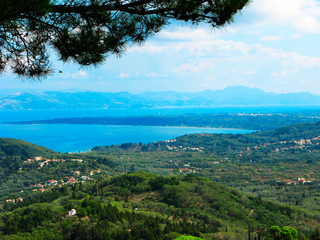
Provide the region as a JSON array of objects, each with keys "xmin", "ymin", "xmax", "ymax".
[
  {"xmin": 68, "ymin": 209, "xmax": 77, "ymax": 216},
  {"xmin": 70, "ymin": 159, "xmax": 83, "ymax": 162},
  {"xmin": 47, "ymin": 180, "xmax": 58, "ymax": 186},
  {"xmin": 298, "ymin": 177, "xmax": 306, "ymax": 184}
]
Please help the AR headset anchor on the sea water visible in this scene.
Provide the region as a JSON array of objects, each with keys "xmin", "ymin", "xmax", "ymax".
[
  {"xmin": 0, "ymin": 124, "xmax": 253, "ymax": 153},
  {"xmin": 1, "ymin": 105, "xmax": 319, "ymax": 152}
]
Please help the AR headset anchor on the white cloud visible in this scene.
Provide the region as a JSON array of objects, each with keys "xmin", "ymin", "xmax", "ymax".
[
  {"xmin": 292, "ymin": 16, "xmax": 320, "ymax": 34},
  {"xmin": 251, "ymin": 0, "xmax": 320, "ymax": 34},
  {"xmin": 174, "ymin": 61, "xmax": 215, "ymax": 75},
  {"xmin": 158, "ymin": 27, "xmax": 222, "ymax": 41},
  {"xmin": 129, "ymin": 45, "xmax": 167, "ymax": 53},
  {"xmin": 71, "ymin": 70, "xmax": 89, "ymax": 79},
  {"xmin": 260, "ymin": 35, "xmax": 282, "ymax": 42},
  {"xmin": 132, "ymin": 37, "xmax": 252, "ymax": 56},
  {"xmin": 272, "ymin": 52, "xmax": 320, "ymax": 68},
  {"xmin": 272, "ymin": 70, "xmax": 290, "ymax": 77},
  {"xmin": 145, "ymin": 72, "xmax": 160, "ymax": 77},
  {"xmin": 119, "ymin": 73, "xmax": 130, "ymax": 78},
  {"xmin": 231, "ymin": 70, "xmax": 257, "ymax": 75},
  {"xmin": 129, "ymin": 26, "xmax": 320, "ymax": 84}
]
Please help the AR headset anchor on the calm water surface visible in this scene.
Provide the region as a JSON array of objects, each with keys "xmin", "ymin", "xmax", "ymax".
[
  {"xmin": 2, "ymin": 105, "xmax": 317, "ymax": 152},
  {"xmin": 0, "ymin": 124, "xmax": 254, "ymax": 153}
]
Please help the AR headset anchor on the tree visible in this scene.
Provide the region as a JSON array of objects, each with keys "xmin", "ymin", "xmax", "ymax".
[
  {"xmin": 173, "ymin": 236, "xmax": 204, "ymax": 240},
  {"xmin": 269, "ymin": 226, "xmax": 282, "ymax": 240},
  {"xmin": 269, "ymin": 226, "xmax": 298, "ymax": 240},
  {"xmin": 280, "ymin": 226, "xmax": 298, "ymax": 240},
  {"xmin": 311, "ymin": 228, "xmax": 320, "ymax": 240},
  {"xmin": 0, "ymin": 0, "xmax": 249, "ymax": 78}
]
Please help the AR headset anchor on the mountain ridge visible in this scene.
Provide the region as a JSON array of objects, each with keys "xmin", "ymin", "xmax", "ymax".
[{"xmin": 1, "ymin": 86, "xmax": 320, "ymax": 110}]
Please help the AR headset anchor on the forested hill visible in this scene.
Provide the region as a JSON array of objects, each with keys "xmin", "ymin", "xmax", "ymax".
[
  {"xmin": 0, "ymin": 138, "xmax": 55, "ymax": 158},
  {"xmin": 93, "ymin": 120, "xmax": 320, "ymax": 154},
  {"xmin": 0, "ymin": 138, "xmax": 57, "ymax": 197},
  {"xmin": 1, "ymin": 172, "xmax": 319, "ymax": 239},
  {"xmin": 9, "ymin": 112, "xmax": 320, "ymax": 131},
  {"xmin": 256, "ymin": 120, "xmax": 320, "ymax": 140}
]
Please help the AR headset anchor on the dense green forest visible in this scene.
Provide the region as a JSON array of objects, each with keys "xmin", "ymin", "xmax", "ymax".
[
  {"xmin": 1, "ymin": 172, "xmax": 320, "ymax": 239},
  {"xmin": 2, "ymin": 121, "xmax": 320, "ymax": 238}
]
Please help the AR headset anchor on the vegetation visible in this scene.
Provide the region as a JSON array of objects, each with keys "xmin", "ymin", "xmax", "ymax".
[
  {"xmin": 0, "ymin": 0, "xmax": 249, "ymax": 78},
  {"xmin": 0, "ymin": 138, "xmax": 55, "ymax": 157},
  {"xmin": 11, "ymin": 111, "xmax": 320, "ymax": 130},
  {"xmin": 173, "ymin": 236, "xmax": 204, "ymax": 240},
  {"xmin": 3, "ymin": 121, "xmax": 320, "ymax": 238},
  {"xmin": 1, "ymin": 172, "xmax": 319, "ymax": 239},
  {"xmin": 269, "ymin": 226, "xmax": 298, "ymax": 240},
  {"xmin": 91, "ymin": 121, "xmax": 320, "ymax": 216},
  {"xmin": 0, "ymin": 138, "xmax": 117, "ymax": 200}
]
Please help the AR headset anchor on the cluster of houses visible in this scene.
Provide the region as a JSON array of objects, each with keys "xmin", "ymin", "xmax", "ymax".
[
  {"xmin": 163, "ymin": 138, "xmax": 205, "ymax": 151},
  {"xmin": 23, "ymin": 156, "xmax": 83, "ymax": 169},
  {"xmin": 279, "ymin": 177, "xmax": 312, "ymax": 185},
  {"xmin": 237, "ymin": 113, "xmax": 275, "ymax": 116},
  {"xmin": 29, "ymin": 174, "xmax": 95, "ymax": 193},
  {"xmin": 5, "ymin": 155, "xmax": 103, "ymax": 203},
  {"xmin": 20, "ymin": 156, "xmax": 98, "ymax": 189},
  {"xmin": 5, "ymin": 197, "xmax": 23, "ymax": 203},
  {"xmin": 165, "ymin": 161, "xmax": 202, "ymax": 175},
  {"xmin": 240, "ymin": 136, "xmax": 320, "ymax": 154},
  {"xmin": 164, "ymin": 135, "xmax": 320, "ymax": 154},
  {"xmin": 178, "ymin": 168, "xmax": 198, "ymax": 174},
  {"xmin": 166, "ymin": 145, "xmax": 204, "ymax": 151}
]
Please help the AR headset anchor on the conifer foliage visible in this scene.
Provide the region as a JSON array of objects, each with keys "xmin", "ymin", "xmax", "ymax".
[{"xmin": 0, "ymin": 0, "xmax": 249, "ymax": 78}]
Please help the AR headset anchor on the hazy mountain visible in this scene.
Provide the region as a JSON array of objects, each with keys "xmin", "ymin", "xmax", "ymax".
[{"xmin": 1, "ymin": 86, "xmax": 320, "ymax": 110}]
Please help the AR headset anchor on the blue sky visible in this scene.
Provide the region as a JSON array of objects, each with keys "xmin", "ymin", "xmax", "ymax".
[{"xmin": 2, "ymin": 0, "xmax": 320, "ymax": 94}]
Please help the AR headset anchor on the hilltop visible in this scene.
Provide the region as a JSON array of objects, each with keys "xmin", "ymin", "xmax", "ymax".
[{"xmin": 0, "ymin": 138, "xmax": 55, "ymax": 158}]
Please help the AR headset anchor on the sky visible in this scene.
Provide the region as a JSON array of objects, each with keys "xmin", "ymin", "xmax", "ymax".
[{"xmin": 1, "ymin": 0, "xmax": 320, "ymax": 94}]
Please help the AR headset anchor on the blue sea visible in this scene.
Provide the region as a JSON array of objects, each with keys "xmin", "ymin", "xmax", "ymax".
[
  {"xmin": 1, "ymin": 105, "xmax": 319, "ymax": 152},
  {"xmin": 0, "ymin": 124, "xmax": 253, "ymax": 153}
]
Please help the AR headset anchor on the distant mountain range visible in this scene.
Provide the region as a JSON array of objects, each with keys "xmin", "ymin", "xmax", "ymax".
[{"xmin": 1, "ymin": 86, "xmax": 320, "ymax": 110}]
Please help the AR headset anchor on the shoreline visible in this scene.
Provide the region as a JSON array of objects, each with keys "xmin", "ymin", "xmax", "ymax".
[{"xmin": 2, "ymin": 122, "xmax": 257, "ymax": 131}]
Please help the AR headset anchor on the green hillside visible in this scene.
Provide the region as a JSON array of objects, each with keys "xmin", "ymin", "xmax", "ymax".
[
  {"xmin": 0, "ymin": 138, "xmax": 57, "ymax": 196},
  {"xmin": 1, "ymin": 172, "xmax": 319, "ymax": 240},
  {"xmin": 0, "ymin": 138, "xmax": 106, "ymax": 201},
  {"xmin": 2, "ymin": 122, "xmax": 320, "ymax": 239},
  {"xmin": 91, "ymin": 121, "xmax": 320, "ymax": 216},
  {"xmin": 257, "ymin": 120, "xmax": 320, "ymax": 140},
  {"xmin": 93, "ymin": 121, "xmax": 320, "ymax": 153},
  {"xmin": 0, "ymin": 138, "xmax": 55, "ymax": 158}
]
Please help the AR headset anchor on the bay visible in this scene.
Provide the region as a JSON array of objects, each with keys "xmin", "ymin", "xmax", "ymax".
[
  {"xmin": 0, "ymin": 124, "xmax": 254, "ymax": 153},
  {"xmin": 2, "ymin": 105, "xmax": 317, "ymax": 153}
]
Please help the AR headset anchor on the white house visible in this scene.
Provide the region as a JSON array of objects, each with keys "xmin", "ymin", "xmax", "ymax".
[{"xmin": 68, "ymin": 209, "xmax": 76, "ymax": 216}]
